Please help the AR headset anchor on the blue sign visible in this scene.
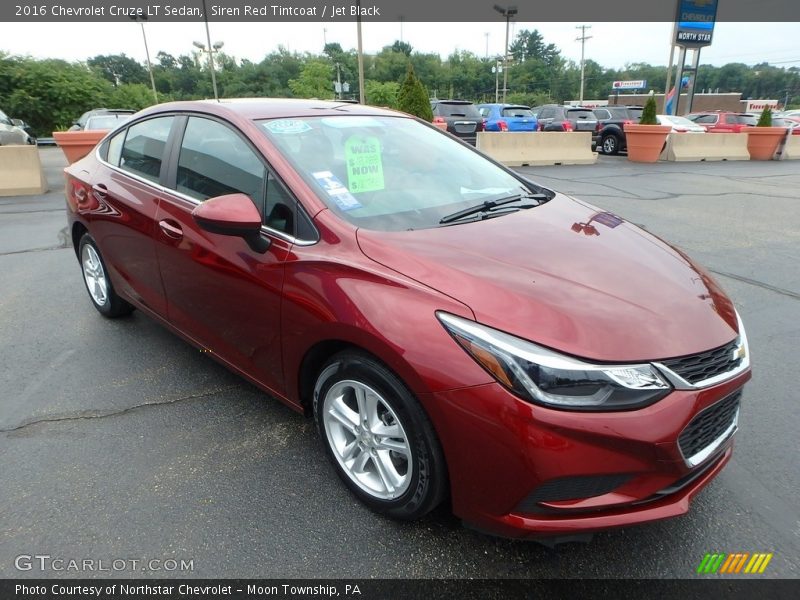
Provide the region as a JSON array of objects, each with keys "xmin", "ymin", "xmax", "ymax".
[{"xmin": 675, "ymin": 0, "xmax": 717, "ymax": 47}]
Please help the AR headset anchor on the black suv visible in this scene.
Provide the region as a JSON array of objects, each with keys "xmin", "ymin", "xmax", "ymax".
[
  {"xmin": 591, "ymin": 106, "xmax": 643, "ymax": 155},
  {"xmin": 430, "ymin": 100, "xmax": 484, "ymax": 145},
  {"xmin": 531, "ymin": 105, "xmax": 598, "ymax": 135}
]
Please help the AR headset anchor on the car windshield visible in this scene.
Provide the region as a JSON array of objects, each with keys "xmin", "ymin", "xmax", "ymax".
[
  {"xmin": 501, "ymin": 107, "xmax": 533, "ymax": 117},
  {"xmin": 259, "ymin": 115, "xmax": 532, "ymax": 232}
]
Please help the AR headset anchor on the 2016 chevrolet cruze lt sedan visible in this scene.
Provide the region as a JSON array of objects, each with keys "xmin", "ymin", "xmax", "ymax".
[{"xmin": 65, "ymin": 99, "xmax": 751, "ymax": 539}]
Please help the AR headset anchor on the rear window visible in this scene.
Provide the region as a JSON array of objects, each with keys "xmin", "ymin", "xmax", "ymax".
[
  {"xmin": 501, "ymin": 107, "xmax": 533, "ymax": 117},
  {"xmin": 435, "ymin": 103, "xmax": 482, "ymax": 118},
  {"xmin": 567, "ymin": 109, "xmax": 596, "ymax": 119}
]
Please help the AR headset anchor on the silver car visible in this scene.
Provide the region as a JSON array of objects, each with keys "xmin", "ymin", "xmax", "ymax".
[{"xmin": 0, "ymin": 109, "xmax": 32, "ymax": 145}]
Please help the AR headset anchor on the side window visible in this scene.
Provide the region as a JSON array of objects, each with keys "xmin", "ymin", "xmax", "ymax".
[
  {"xmin": 119, "ymin": 117, "xmax": 174, "ymax": 183},
  {"xmin": 106, "ymin": 130, "xmax": 125, "ymax": 167},
  {"xmin": 478, "ymin": 107, "xmax": 490, "ymax": 118},
  {"xmin": 177, "ymin": 117, "xmax": 266, "ymax": 207},
  {"xmin": 594, "ymin": 109, "xmax": 610, "ymax": 120},
  {"xmin": 695, "ymin": 115, "xmax": 717, "ymax": 124}
]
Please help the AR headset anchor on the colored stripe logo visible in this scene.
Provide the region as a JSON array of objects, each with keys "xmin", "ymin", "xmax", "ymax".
[{"xmin": 697, "ymin": 552, "xmax": 773, "ymax": 574}]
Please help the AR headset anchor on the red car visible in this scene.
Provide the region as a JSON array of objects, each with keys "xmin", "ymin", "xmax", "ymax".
[
  {"xmin": 65, "ymin": 100, "xmax": 751, "ymax": 540},
  {"xmin": 685, "ymin": 111, "xmax": 757, "ymax": 133}
]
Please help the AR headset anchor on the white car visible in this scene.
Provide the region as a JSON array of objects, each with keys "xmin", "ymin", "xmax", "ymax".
[
  {"xmin": 0, "ymin": 109, "xmax": 31, "ymax": 146},
  {"xmin": 657, "ymin": 115, "xmax": 707, "ymax": 133}
]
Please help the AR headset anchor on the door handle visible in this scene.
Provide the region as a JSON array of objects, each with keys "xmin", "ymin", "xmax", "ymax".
[
  {"xmin": 158, "ymin": 219, "xmax": 183, "ymax": 240},
  {"xmin": 92, "ymin": 183, "xmax": 108, "ymax": 199}
]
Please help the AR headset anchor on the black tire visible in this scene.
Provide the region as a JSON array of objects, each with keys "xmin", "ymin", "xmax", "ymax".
[
  {"xmin": 313, "ymin": 350, "xmax": 448, "ymax": 520},
  {"xmin": 78, "ymin": 234, "xmax": 134, "ymax": 318},
  {"xmin": 601, "ymin": 134, "xmax": 620, "ymax": 155}
]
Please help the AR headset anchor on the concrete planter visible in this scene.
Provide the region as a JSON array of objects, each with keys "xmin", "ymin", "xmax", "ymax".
[
  {"xmin": 746, "ymin": 127, "xmax": 787, "ymax": 161},
  {"xmin": 624, "ymin": 124, "xmax": 672, "ymax": 163},
  {"xmin": 53, "ymin": 130, "xmax": 108, "ymax": 164}
]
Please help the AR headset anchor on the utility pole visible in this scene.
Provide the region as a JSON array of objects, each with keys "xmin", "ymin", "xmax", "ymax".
[
  {"xmin": 493, "ymin": 5, "xmax": 517, "ymax": 105},
  {"xmin": 356, "ymin": 0, "xmax": 365, "ymax": 104},
  {"xmin": 130, "ymin": 15, "xmax": 158, "ymax": 103},
  {"xmin": 575, "ymin": 24, "xmax": 592, "ymax": 103}
]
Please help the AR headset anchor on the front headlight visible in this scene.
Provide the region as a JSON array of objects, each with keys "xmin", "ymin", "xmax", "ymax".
[{"xmin": 437, "ymin": 312, "xmax": 671, "ymax": 411}]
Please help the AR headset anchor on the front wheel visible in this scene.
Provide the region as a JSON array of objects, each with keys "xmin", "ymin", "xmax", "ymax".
[{"xmin": 313, "ymin": 351, "xmax": 448, "ymax": 520}]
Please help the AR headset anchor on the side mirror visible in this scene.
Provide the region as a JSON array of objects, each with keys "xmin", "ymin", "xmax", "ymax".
[{"xmin": 191, "ymin": 193, "xmax": 270, "ymax": 254}]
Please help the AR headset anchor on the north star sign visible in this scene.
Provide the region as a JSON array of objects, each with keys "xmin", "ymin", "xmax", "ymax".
[{"xmin": 675, "ymin": 0, "xmax": 718, "ymax": 47}]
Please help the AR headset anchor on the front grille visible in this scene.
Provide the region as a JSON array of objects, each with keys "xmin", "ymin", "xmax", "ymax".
[
  {"xmin": 679, "ymin": 390, "xmax": 741, "ymax": 461},
  {"xmin": 661, "ymin": 338, "xmax": 741, "ymax": 384},
  {"xmin": 515, "ymin": 474, "xmax": 632, "ymax": 513}
]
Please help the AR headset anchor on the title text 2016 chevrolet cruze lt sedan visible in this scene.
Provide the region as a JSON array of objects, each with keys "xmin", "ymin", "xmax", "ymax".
[{"xmin": 65, "ymin": 99, "xmax": 750, "ymax": 539}]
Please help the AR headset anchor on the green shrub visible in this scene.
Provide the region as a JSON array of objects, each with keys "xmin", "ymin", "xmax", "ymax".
[
  {"xmin": 397, "ymin": 64, "xmax": 433, "ymax": 121},
  {"xmin": 756, "ymin": 106, "xmax": 773, "ymax": 127},
  {"xmin": 640, "ymin": 96, "xmax": 658, "ymax": 125}
]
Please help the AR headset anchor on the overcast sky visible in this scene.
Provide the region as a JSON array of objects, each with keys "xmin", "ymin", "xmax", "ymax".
[{"xmin": 1, "ymin": 21, "xmax": 797, "ymax": 71}]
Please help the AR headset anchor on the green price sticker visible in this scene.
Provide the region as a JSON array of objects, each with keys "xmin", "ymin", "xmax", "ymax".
[{"xmin": 345, "ymin": 135, "xmax": 384, "ymax": 193}]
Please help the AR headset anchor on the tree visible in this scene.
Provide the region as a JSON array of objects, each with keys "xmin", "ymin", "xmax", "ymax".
[
  {"xmin": 288, "ymin": 60, "xmax": 334, "ymax": 99},
  {"xmin": 397, "ymin": 64, "xmax": 432, "ymax": 121},
  {"xmin": 391, "ymin": 41, "xmax": 413, "ymax": 56},
  {"xmin": 365, "ymin": 80, "xmax": 399, "ymax": 107},
  {"xmin": 87, "ymin": 54, "xmax": 148, "ymax": 86},
  {"xmin": 756, "ymin": 106, "xmax": 773, "ymax": 126}
]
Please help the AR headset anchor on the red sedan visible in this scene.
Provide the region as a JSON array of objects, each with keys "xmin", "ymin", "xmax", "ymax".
[{"xmin": 65, "ymin": 99, "xmax": 750, "ymax": 540}]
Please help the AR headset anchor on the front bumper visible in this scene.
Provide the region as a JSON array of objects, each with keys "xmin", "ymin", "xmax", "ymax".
[{"xmin": 421, "ymin": 369, "xmax": 750, "ymax": 538}]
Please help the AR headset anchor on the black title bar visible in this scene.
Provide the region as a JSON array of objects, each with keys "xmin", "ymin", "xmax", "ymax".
[{"xmin": 2, "ymin": 0, "xmax": 800, "ymax": 22}]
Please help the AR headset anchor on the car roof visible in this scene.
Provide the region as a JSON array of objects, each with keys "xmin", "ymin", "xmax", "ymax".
[{"xmin": 136, "ymin": 98, "xmax": 402, "ymax": 121}]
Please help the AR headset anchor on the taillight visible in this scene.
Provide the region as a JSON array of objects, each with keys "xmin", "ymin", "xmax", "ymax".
[
  {"xmin": 595, "ymin": 122, "xmax": 603, "ymax": 133},
  {"xmin": 498, "ymin": 120, "xmax": 508, "ymax": 132},
  {"xmin": 433, "ymin": 116, "xmax": 446, "ymax": 124},
  {"xmin": 562, "ymin": 121, "xmax": 573, "ymax": 132},
  {"xmin": 432, "ymin": 116, "xmax": 448, "ymax": 131},
  {"xmin": 623, "ymin": 120, "xmax": 633, "ymax": 125}
]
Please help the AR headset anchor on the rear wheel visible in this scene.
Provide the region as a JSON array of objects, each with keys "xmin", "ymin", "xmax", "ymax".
[
  {"xmin": 313, "ymin": 351, "xmax": 447, "ymax": 520},
  {"xmin": 601, "ymin": 134, "xmax": 620, "ymax": 155},
  {"xmin": 78, "ymin": 234, "xmax": 134, "ymax": 318}
]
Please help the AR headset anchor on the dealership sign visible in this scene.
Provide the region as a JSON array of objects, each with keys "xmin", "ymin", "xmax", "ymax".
[
  {"xmin": 745, "ymin": 100, "xmax": 778, "ymax": 112},
  {"xmin": 675, "ymin": 0, "xmax": 718, "ymax": 47},
  {"xmin": 612, "ymin": 80, "xmax": 647, "ymax": 91}
]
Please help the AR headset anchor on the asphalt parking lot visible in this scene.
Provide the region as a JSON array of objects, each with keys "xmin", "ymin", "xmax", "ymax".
[{"xmin": 1, "ymin": 148, "xmax": 798, "ymax": 579}]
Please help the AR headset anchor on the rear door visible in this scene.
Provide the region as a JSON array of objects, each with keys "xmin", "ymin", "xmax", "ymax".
[
  {"xmin": 153, "ymin": 114, "xmax": 296, "ymax": 395},
  {"xmin": 87, "ymin": 115, "xmax": 176, "ymax": 315}
]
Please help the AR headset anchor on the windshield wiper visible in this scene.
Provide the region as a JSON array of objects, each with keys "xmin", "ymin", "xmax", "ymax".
[{"xmin": 439, "ymin": 192, "xmax": 548, "ymax": 225}]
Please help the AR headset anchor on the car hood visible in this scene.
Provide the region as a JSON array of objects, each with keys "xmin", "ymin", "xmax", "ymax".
[{"xmin": 356, "ymin": 194, "xmax": 738, "ymax": 362}]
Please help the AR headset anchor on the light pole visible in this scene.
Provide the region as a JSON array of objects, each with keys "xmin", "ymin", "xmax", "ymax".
[
  {"xmin": 356, "ymin": 0, "xmax": 365, "ymax": 104},
  {"xmin": 575, "ymin": 24, "xmax": 592, "ymax": 103},
  {"xmin": 493, "ymin": 5, "xmax": 517, "ymax": 105},
  {"xmin": 130, "ymin": 15, "xmax": 158, "ymax": 103},
  {"xmin": 196, "ymin": 0, "xmax": 222, "ymax": 101},
  {"xmin": 193, "ymin": 39, "xmax": 224, "ymax": 102}
]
